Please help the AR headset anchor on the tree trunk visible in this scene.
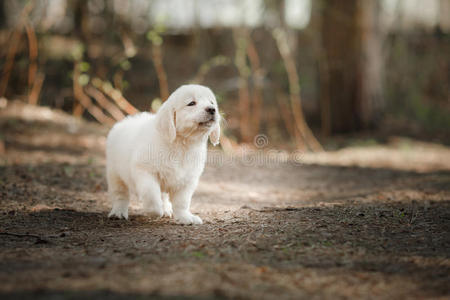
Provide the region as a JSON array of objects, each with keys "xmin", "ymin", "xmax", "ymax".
[
  {"xmin": 439, "ymin": 0, "xmax": 450, "ymax": 31},
  {"xmin": 72, "ymin": 0, "xmax": 90, "ymax": 42},
  {"xmin": 0, "ymin": 1, "xmax": 6, "ymax": 29},
  {"xmin": 320, "ymin": 0, "xmax": 383, "ymax": 134}
]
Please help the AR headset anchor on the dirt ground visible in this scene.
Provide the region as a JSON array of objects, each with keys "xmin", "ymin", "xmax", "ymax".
[{"xmin": 0, "ymin": 101, "xmax": 449, "ymax": 299}]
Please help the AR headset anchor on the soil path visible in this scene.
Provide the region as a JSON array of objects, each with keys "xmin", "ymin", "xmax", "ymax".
[{"xmin": 1, "ymin": 102, "xmax": 449, "ymax": 299}]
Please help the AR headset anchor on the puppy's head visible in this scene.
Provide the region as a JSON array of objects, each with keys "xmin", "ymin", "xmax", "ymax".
[{"xmin": 157, "ymin": 84, "xmax": 220, "ymax": 146}]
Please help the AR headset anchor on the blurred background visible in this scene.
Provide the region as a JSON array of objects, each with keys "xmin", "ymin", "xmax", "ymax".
[
  {"xmin": 1, "ymin": 2, "xmax": 450, "ymax": 297},
  {"xmin": 0, "ymin": 0, "xmax": 449, "ymax": 150}
]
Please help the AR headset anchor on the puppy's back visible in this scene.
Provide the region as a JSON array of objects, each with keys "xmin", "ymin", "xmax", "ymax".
[{"xmin": 106, "ymin": 112, "xmax": 155, "ymax": 171}]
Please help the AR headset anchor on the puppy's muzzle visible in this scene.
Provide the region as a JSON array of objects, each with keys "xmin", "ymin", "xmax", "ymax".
[
  {"xmin": 205, "ymin": 107, "xmax": 216, "ymax": 115},
  {"xmin": 199, "ymin": 107, "xmax": 217, "ymax": 127}
]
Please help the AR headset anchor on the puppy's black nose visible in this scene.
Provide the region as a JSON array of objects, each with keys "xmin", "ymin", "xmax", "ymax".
[{"xmin": 205, "ymin": 107, "xmax": 216, "ymax": 115}]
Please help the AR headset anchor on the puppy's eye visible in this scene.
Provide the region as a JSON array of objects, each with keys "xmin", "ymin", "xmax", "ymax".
[{"xmin": 187, "ymin": 101, "xmax": 196, "ymax": 106}]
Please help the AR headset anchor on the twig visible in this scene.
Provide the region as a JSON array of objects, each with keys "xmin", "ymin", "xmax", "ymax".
[
  {"xmin": 73, "ymin": 64, "xmax": 115, "ymax": 125},
  {"xmin": 25, "ymin": 22, "xmax": 38, "ymax": 92},
  {"xmin": 113, "ymin": 69, "xmax": 124, "ymax": 91},
  {"xmin": 272, "ymin": 28, "xmax": 323, "ymax": 152},
  {"xmin": 318, "ymin": 54, "xmax": 331, "ymax": 136},
  {"xmin": 260, "ymin": 207, "xmax": 303, "ymax": 212},
  {"xmin": 93, "ymin": 78, "xmax": 139, "ymax": 115},
  {"xmin": 191, "ymin": 55, "xmax": 231, "ymax": 84},
  {"xmin": 151, "ymin": 45, "xmax": 169, "ymax": 101},
  {"xmin": 233, "ymin": 28, "xmax": 252, "ymax": 143},
  {"xmin": 85, "ymin": 85, "xmax": 126, "ymax": 121},
  {"xmin": 72, "ymin": 101, "xmax": 84, "ymax": 117},
  {"xmin": 246, "ymin": 35, "xmax": 264, "ymax": 137},
  {"xmin": 0, "ymin": 231, "xmax": 48, "ymax": 243},
  {"xmin": 0, "ymin": 2, "xmax": 34, "ymax": 97},
  {"xmin": 0, "ymin": 30, "xmax": 21, "ymax": 96},
  {"xmin": 119, "ymin": 28, "xmax": 137, "ymax": 58},
  {"xmin": 0, "ymin": 231, "xmax": 41, "ymax": 239},
  {"xmin": 25, "ymin": 18, "xmax": 43, "ymax": 105},
  {"xmin": 28, "ymin": 72, "xmax": 45, "ymax": 105},
  {"xmin": 409, "ymin": 200, "xmax": 418, "ymax": 225},
  {"xmin": 276, "ymin": 92, "xmax": 298, "ymax": 143}
]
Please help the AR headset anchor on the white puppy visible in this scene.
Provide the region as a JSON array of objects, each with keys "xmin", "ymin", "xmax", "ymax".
[{"xmin": 106, "ymin": 84, "xmax": 220, "ymax": 224}]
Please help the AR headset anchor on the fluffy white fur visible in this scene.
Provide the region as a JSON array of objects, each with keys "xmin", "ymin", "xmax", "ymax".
[{"xmin": 106, "ymin": 84, "xmax": 220, "ymax": 224}]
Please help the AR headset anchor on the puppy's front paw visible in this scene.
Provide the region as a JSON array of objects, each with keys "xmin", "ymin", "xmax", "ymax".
[
  {"xmin": 162, "ymin": 200, "xmax": 173, "ymax": 218},
  {"xmin": 174, "ymin": 211, "xmax": 203, "ymax": 225},
  {"xmin": 108, "ymin": 203, "xmax": 129, "ymax": 220}
]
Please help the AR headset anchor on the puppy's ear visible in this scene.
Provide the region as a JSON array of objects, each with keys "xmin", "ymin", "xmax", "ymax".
[
  {"xmin": 157, "ymin": 103, "xmax": 176, "ymax": 143},
  {"xmin": 209, "ymin": 122, "xmax": 220, "ymax": 146}
]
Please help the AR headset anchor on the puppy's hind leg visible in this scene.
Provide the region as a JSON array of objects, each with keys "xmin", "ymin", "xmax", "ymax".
[
  {"xmin": 107, "ymin": 172, "xmax": 130, "ymax": 219},
  {"xmin": 135, "ymin": 173, "xmax": 164, "ymax": 218}
]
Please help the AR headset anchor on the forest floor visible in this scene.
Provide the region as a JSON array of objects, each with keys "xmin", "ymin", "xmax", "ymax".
[{"xmin": 0, "ymin": 101, "xmax": 449, "ymax": 299}]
